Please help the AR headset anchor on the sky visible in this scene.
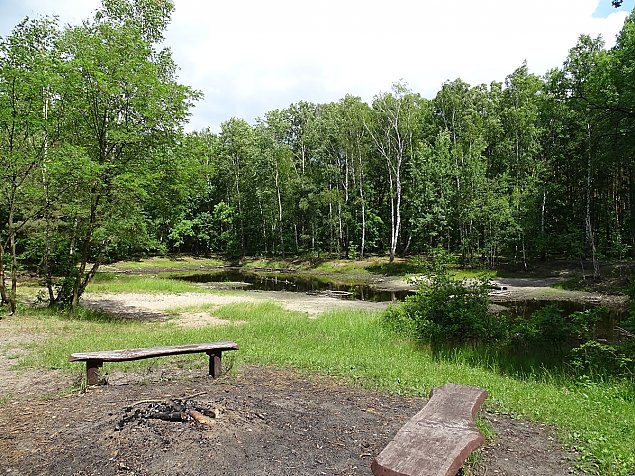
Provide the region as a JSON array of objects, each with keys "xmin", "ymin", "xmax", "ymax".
[{"xmin": 0, "ymin": 0, "xmax": 634, "ymax": 132}]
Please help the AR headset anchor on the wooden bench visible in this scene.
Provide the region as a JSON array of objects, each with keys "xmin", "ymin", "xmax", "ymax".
[
  {"xmin": 372, "ymin": 383, "xmax": 488, "ymax": 476},
  {"xmin": 69, "ymin": 342, "xmax": 239, "ymax": 386}
]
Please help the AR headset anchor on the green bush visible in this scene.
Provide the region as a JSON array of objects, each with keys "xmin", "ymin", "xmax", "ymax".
[
  {"xmin": 511, "ymin": 305, "xmax": 601, "ymax": 350},
  {"xmin": 383, "ymin": 250, "xmax": 494, "ymax": 343},
  {"xmin": 569, "ymin": 340, "xmax": 634, "ymax": 379}
]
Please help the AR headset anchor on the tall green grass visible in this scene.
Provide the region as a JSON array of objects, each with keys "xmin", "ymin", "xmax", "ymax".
[{"xmin": 11, "ymin": 303, "xmax": 635, "ymax": 475}]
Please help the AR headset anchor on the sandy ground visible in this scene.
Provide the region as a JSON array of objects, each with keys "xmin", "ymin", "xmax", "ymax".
[
  {"xmin": 490, "ymin": 277, "xmax": 627, "ymax": 306},
  {"xmin": 0, "ymin": 360, "xmax": 583, "ymax": 476},
  {"xmin": 81, "ymin": 290, "xmax": 390, "ymax": 324}
]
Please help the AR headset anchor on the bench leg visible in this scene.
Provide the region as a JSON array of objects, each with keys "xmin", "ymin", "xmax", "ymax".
[
  {"xmin": 206, "ymin": 351, "xmax": 222, "ymax": 378},
  {"xmin": 86, "ymin": 360, "xmax": 103, "ymax": 386}
]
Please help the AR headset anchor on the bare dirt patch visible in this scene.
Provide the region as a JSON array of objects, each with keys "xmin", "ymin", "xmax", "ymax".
[
  {"xmin": 0, "ymin": 321, "xmax": 76, "ymax": 403},
  {"xmin": 490, "ymin": 277, "xmax": 627, "ymax": 307},
  {"xmin": 0, "ymin": 364, "xmax": 582, "ymax": 476}
]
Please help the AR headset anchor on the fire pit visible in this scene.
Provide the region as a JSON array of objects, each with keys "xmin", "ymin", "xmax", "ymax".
[{"xmin": 116, "ymin": 393, "xmax": 218, "ymax": 430}]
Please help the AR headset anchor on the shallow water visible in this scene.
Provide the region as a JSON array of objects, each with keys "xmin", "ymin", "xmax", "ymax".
[{"xmin": 174, "ymin": 269, "xmax": 413, "ymax": 302}]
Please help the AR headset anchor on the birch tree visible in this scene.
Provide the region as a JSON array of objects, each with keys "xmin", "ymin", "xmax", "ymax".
[{"xmin": 367, "ymin": 83, "xmax": 423, "ymax": 262}]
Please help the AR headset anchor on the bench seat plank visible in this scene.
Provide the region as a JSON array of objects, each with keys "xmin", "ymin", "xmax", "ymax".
[
  {"xmin": 69, "ymin": 342, "xmax": 239, "ymax": 362},
  {"xmin": 372, "ymin": 383, "xmax": 487, "ymax": 476},
  {"xmin": 69, "ymin": 342, "xmax": 239, "ymax": 385}
]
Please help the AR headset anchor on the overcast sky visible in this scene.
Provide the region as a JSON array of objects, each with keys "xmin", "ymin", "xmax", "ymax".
[{"xmin": 1, "ymin": 0, "xmax": 633, "ymax": 132}]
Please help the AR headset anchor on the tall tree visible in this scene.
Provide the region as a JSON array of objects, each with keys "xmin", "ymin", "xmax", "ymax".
[
  {"xmin": 499, "ymin": 63, "xmax": 544, "ymax": 268},
  {"xmin": 433, "ymin": 79, "xmax": 490, "ymax": 263},
  {"xmin": 562, "ymin": 35, "xmax": 608, "ymax": 277},
  {"xmin": 335, "ymin": 96, "xmax": 373, "ymax": 258},
  {"xmin": 217, "ymin": 118, "xmax": 259, "ymax": 255},
  {"xmin": 367, "ymin": 82, "xmax": 424, "ymax": 262},
  {"xmin": 50, "ymin": 0, "xmax": 198, "ymax": 306},
  {"xmin": 0, "ymin": 17, "xmax": 60, "ymax": 313},
  {"xmin": 608, "ymin": 12, "xmax": 635, "ymax": 255}
]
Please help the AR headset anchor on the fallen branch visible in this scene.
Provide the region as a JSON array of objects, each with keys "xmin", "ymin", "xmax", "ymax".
[{"xmin": 615, "ymin": 326, "xmax": 634, "ymax": 338}]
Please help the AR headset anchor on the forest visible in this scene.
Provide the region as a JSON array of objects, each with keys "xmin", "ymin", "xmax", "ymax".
[{"xmin": 2, "ymin": 0, "xmax": 635, "ymax": 311}]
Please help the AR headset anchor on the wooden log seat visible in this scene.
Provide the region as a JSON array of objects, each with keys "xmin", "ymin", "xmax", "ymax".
[
  {"xmin": 69, "ymin": 342, "xmax": 239, "ymax": 386},
  {"xmin": 372, "ymin": 383, "xmax": 488, "ymax": 476}
]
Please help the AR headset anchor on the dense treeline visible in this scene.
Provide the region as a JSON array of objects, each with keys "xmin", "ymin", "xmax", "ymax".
[
  {"xmin": 168, "ymin": 23, "xmax": 635, "ymax": 272},
  {"xmin": 2, "ymin": 0, "xmax": 635, "ymax": 309}
]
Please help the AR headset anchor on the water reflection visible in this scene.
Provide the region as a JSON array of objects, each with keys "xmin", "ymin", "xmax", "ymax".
[{"xmin": 173, "ymin": 269, "xmax": 413, "ymax": 302}]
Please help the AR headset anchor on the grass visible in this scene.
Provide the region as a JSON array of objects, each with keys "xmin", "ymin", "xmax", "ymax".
[
  {"xmin": 106, "ymin": 256, "xmax": 225, "ymax": 270},
  {"xmin": 101, "ymin": 255, "xmax": 499, "ymax": 285},
  {"xmin": 86, "ymin": 272, "xmax": 208, "ymax": 294},
  {"xmin": 241, "ymin": 258, "xmax": 300, "ymax": 269},
  {"xmin": 8, "ymin": 303, "xmax": 634, "ymax": 475},
  {"xmin": 240, "ymin": 256, "xmax": 497, "ymax": 282}
]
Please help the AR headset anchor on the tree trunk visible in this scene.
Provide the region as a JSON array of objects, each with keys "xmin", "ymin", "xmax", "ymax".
[
  {"xmin": 42, "ymin": 90, "xmax": 55, "ymax": 306},
  {"xmin": 389, "ymin": 177, "xmax": 396, "ymax": 263},
  {"xmin": 356, "ymin": 137, "xmax": 366, "ymax": 259},
  {"xmin": 360, "ymin": 194, "xmax": 366, "ymax": 259},
  {"xmin": 0, "ymin": 242, "xmax": 7, "ymax": 310},
  {"xmin": 259, "ymin": 199, "xmax": 268, "ymax": 255},
  {"xmin": 8, "ymin": 206, "xmax": 17, "ymax": 314},
  {"xmin": 233, "ymin": 158, "xmax": 245, "ymax": 255},
  {"xmin": 71, "ymin": 193, "xmax": 100, "ymax": 308},
  {"xmin": 629, "ymin": 168, "xmax": 635, "ymax": 257},
  {"xmin": 585, "ymin": 123, "xmax": 599, "ymax": 279},
  {"xmin": 329, "ymin": 197, "xmax": 334, "ymax": 256},
  {"xmin": 274, "ymin": 166, "xmax": 284, "ymax": 258},
  {"xmin": 337, "ymin": 200, "xmax": 343, "ymax": 258},
  {"xmin": 540, "ymin": 185, "xmax": 547, "ymax": 261},
  {"xmin": 403, "ymin": 234, "xmax": 412, "ymax": 256},
  {"xmin": 72, "ymin": 235, "xmax": 91, "ymax": 308},
  {"xmin": 393, "ymin": 165, "xmax": 402, "ymax": 262}
]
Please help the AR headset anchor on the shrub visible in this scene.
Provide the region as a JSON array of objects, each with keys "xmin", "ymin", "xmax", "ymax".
[
  {"xmin": 511, "ymin": 305, "xmax": 602, "ymax": 350},
  {"xmin": 383, "ymin": 250, "xmax": 494, "ymax": 343},
  {"xmin": 569, "ymin": 340, "xmax": 634, "ymax": 379}
]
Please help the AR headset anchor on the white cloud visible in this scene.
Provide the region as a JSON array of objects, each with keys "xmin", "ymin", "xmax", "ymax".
[{"xmin": 1, "ymin": 0, "xmax": 631, "ymax": 131}]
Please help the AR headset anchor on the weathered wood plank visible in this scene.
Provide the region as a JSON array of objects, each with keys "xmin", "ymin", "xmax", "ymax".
[
  {"xmin": 69, "ymin": 342, "xmax": 239, "ymax": 362},
  {"xmin": 371, "ymin": 383, "xmax": 487, "ymax": 476},
  {"xmin": 69, "ymin": 342, "xmax": 239, "ymax": 385}
]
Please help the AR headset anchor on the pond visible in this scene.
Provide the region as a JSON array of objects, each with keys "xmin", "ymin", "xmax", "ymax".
[
  {"xmin": 174, "ymin": 269, "xmax": 628, "ymax": 340},
  {"xmin": 172, "ymin": 268, "xmax": 413, "ymax": 302}
]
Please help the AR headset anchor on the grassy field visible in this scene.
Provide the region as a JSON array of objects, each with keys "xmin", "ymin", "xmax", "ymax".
[{"xmin": 7, "ymin": 301, "xmax": 634, "ymax": 476}]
